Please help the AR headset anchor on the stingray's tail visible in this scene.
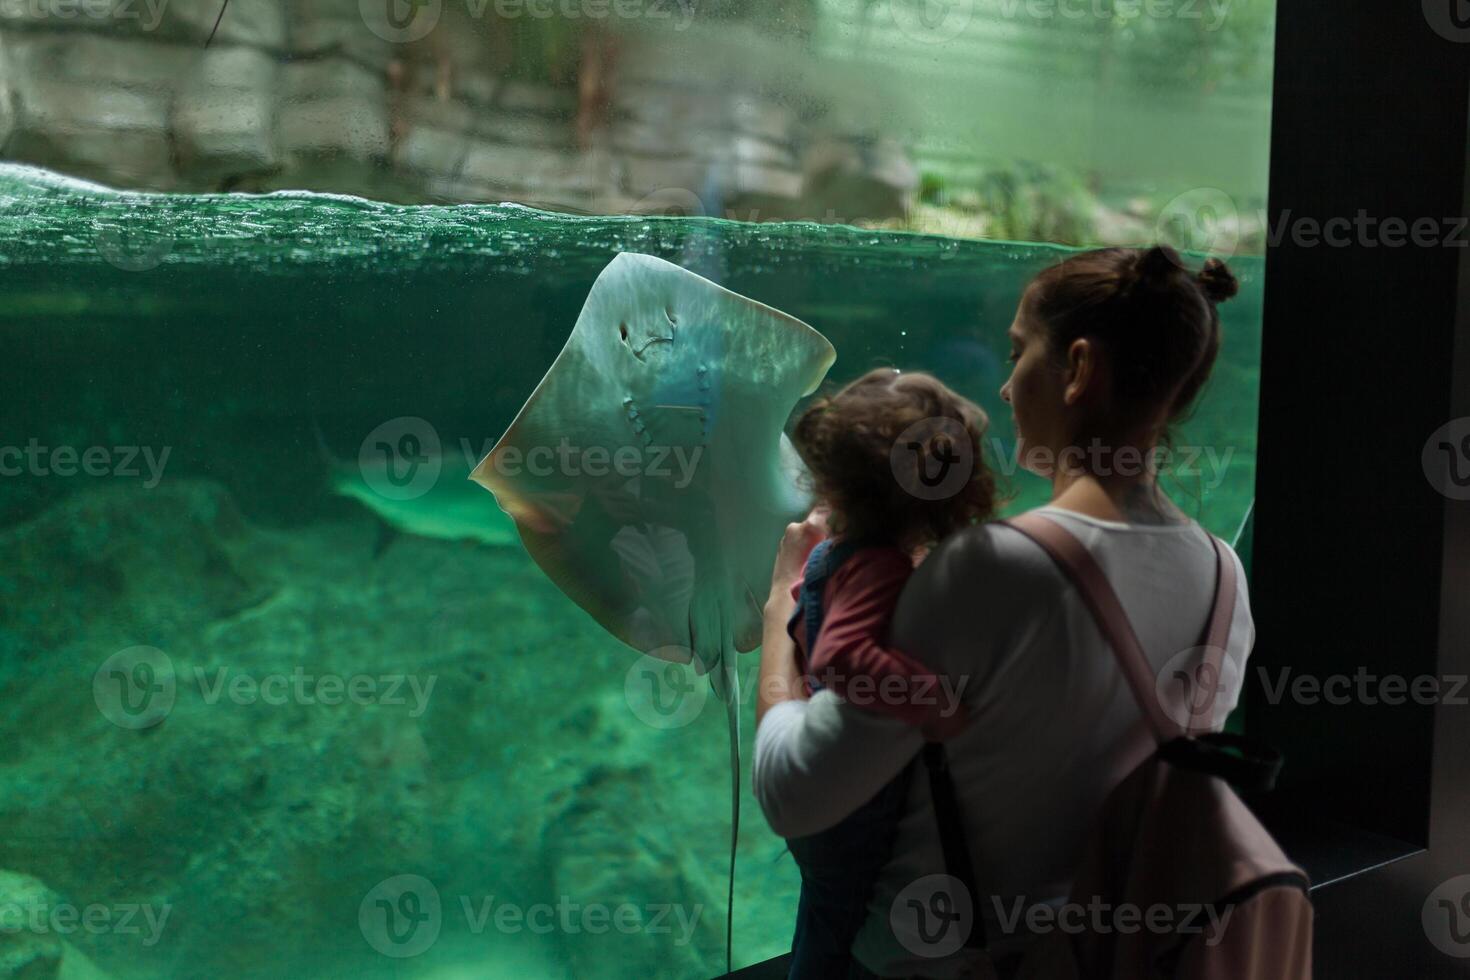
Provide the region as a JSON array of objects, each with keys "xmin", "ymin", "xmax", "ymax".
[{"xmin": 711, "ymin": 643, "xmax": 740, "ymax": 976}]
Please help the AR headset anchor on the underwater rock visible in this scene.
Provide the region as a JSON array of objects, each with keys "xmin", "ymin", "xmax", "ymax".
[
  {"xmin": 0, "ymin": 870, "xmax": 62, "ymax": 980},
  {"xmin": 171, "ymin": 48, "xmax": 280, "ymax": 184},
  {"xmin": 0, "ymin": 480, "xmax": 269, "ymax": 657},
  {"xmin": 4, "ymin": 34, "xmax": 192, "ymax": 91},
  {"xmin": 802, "ymin": 135, "xmax": 918, "ymax": 221},
  {"xmin": 277, "ymin": 55, "xmax": 391, "ymax": 181},
  {"xmin": 285, "ymin": 0, "xmax": 392, "ymax": 70},
  {"xmin": 163, "ymin": 0, "xmax": 286, "ymax": 49},
  {"xmin": 542, "ymin": 763, "xmax": 725, "ymax": 980},
  {"xmin": 0, "ymin": 870, "xmax": 112, "ymax": 980},
  {"xmin": 3, "ymin": 61, "xmax": 172, "ymax": 190}
]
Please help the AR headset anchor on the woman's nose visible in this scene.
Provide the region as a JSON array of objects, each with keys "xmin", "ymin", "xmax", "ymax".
[{"xmin": 999, "ymin": 378, "xmax": 1012, "ymax": 404}]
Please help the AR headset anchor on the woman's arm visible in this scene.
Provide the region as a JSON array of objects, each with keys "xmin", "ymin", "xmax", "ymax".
[
  {"xmin": 755, "ymin": 514, "xmax": 826, "ymax": 726},
  {"xmin": 753, "ymin": 692, "xmax": 924, "ymax": 838},
  {"xmin": 751, "ymin": 512, "xmax": 926, "ymax": 838},
  {"xmin": 756, "ymin": 583, "xmax": 803, "ymax": 727}
]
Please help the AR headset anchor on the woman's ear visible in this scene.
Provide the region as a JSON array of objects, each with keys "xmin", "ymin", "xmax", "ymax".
[{"xmin": 1062, "ymin": 337, "xmax": 1097, "ymax": 406}]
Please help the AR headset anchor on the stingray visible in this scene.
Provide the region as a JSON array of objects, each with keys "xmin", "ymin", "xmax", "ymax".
[{"xmin": 470, "ymin": 252, "xmax": 836, "ymax": 971}]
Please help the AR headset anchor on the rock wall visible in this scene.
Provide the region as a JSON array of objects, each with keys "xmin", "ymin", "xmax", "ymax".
[{"xmin": 0, "ymin": 3, "xmax": 917, "ymax": 220}]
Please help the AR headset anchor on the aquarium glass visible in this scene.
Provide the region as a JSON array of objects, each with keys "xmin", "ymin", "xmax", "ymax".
[{"xmin": 1, "ymin": 2, "xmax": 1274, "ymax": 977}]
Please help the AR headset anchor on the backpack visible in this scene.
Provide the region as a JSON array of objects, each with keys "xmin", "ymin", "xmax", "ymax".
[{"xmin": 986, "ymin": 513, "xmax": 1314, "ymax": 980}]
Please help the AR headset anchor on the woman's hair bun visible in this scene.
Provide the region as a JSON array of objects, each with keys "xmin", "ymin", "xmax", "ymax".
[
  {"xmin": 1195, "ymin": 256, "xmax": 1239, "ymax": 305},
  {"xmin": 1135, "ymin": 244, "xmax": 1183, "ymax": 286}
]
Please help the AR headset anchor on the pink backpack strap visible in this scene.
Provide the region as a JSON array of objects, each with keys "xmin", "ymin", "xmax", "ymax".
[{"xmin": 1003, "ymin": 512, "xmax": 1237, "ymax": 742}]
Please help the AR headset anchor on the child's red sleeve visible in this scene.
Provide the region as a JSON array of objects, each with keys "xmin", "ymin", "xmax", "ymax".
[{"xmin": 807, "ymin": 548, "xmax": 959, "ymax": 729}]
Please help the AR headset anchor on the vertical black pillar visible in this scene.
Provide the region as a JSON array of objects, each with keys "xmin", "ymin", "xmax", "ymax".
[{"xmin": 1251, "ymin": 1, "xmax": 1470, "ymax": 974}]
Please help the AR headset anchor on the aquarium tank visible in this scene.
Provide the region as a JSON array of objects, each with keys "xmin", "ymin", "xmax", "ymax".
[{"xmin": 0, "ymin": 1, "xmax": 1274, "ymax": 977}]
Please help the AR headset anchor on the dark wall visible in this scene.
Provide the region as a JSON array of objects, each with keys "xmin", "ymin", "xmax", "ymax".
[{"xmin": 1250, "ymin": 0, "xmax": 1469, "ymax": 974}]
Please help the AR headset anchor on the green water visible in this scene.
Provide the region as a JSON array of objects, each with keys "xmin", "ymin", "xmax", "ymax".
[{"xmin": 0, "ymin": 164, "xmax": 1260, "ymax": 979}]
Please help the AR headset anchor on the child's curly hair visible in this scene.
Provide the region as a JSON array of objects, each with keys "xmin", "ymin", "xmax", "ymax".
[{"xmin": 792, "ymin": 368, "xmax": 998, "ymax": 551}]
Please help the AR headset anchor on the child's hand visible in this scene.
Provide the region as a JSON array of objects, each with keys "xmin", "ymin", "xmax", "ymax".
[{"xmin": 770, "ymin": 509, "xmax": 828, "ymax": 600}]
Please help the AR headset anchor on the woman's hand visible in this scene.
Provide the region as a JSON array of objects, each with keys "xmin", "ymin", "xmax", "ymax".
[{"xmin": 769, "ymin": 507, "xmax": 829, "ymax": 604}]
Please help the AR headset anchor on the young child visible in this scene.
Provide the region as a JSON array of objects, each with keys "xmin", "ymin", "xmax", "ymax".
[{"xmin": 781, "ymin": 367, "xmax": 998, "ymax": 979}]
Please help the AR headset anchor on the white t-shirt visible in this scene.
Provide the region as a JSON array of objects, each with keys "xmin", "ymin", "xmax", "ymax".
[{"xmin": 751, "ymin": 506, "xmax": 1254, "ymax": 977}]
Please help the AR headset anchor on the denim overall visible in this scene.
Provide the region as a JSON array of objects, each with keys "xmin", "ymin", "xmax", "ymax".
[{"xmin": 784, "ymin": 539, "xmax": 917, "ymax": 980}]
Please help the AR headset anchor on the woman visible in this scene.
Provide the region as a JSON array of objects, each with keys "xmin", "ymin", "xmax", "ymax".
[{"xmin": 752, "ymin": 244, "xmax": 1255, "ymax": 978}]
